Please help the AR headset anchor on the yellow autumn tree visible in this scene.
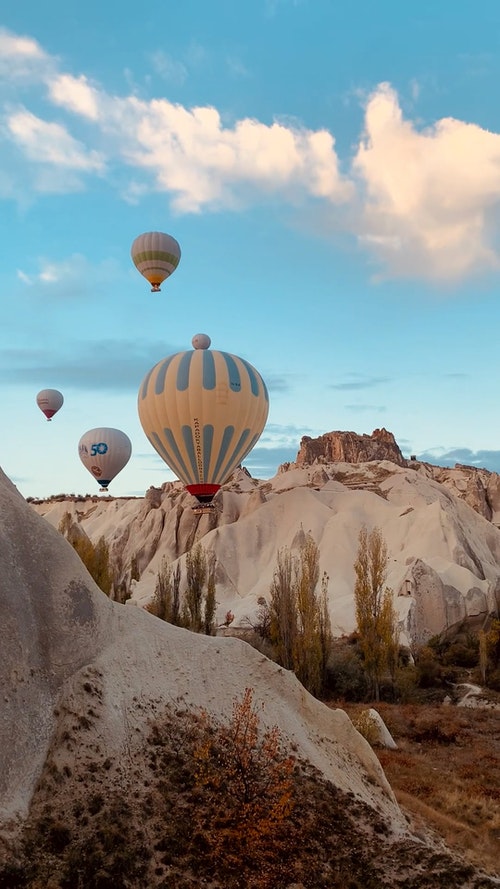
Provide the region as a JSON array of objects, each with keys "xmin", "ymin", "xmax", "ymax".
[
  {"xmin": 270, "ymin": 533, "xmax": 332, "ymax": 696},
  {"xmin": 354, "ymin": 525, "xmax": 398, "ymax": 701}
]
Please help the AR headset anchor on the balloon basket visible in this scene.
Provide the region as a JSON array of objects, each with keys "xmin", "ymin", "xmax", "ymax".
[{"xmin": 192, "ymin": 504, "xmax": 216, "ymax": 516}]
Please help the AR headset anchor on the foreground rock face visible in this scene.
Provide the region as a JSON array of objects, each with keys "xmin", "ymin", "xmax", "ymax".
[
  {"xmin": 0, "ymin": 466, "xmax": 401, "ymax": 833},
  {"xmin": 3, "ymin": 466, "xmax": 499, "ymax": 887}
]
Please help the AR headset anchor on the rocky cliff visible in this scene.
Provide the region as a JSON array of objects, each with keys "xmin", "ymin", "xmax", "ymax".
[
  {"xmin": 31, "ymin": 447, "xmax": 500, "ymax": 647},
  {"xmin": 293, "ymin": 429, "xmax": 500, "ymax": 525},
  {"xmin": 296, "ymin": 428, "xmax": 407, "ymax": 467}
]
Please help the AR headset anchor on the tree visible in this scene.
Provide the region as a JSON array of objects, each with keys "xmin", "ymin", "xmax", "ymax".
[
  {"xmin": 269, "ymin": 547, "xmax": 296, "ymax": 670},
  {"xmin": 171, "ymin": 562, "xmax": 181, "ymax": 626},
  {"xmin": 269, "ymin": 533, "xmax": 333, "ymax": 696},
  {"xmin": 151, "ymin": 557, "xmax": 174, "ymax": 622},
  {"xmin": 184, "ymin": 543, "xmax": 207, "ymax": 632},
  {"xmin": 58, "ymin": 512, "xmax": 113, "ymax": 597},
  {"xmin": 192, "ymin": 687, "xmax": 295, "ymax": 888},
  {"xmin": 353, "ymin": 525, "xmax": 398, "ymax": 701},
  {"xmin": 294, "ymin": 535, "xmax": 327, "ymax": 697},
  {"xmin": 203, "ymin": 551, "xmax": 217, "ymax": 636},
  {"xmin": 317, "ymin": 570, "xmax": 334, "ymax": 689}
]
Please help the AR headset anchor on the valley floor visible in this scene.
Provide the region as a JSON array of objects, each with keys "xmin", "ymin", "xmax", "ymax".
[{"xmin": 334, "ymin": 699, "xmax": 500, "ymax": 878}]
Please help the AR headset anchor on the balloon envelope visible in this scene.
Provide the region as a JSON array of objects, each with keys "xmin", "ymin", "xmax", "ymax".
[
  {"xmin": 131, "ymin": 231, "xmax": 181, "ymax": 292},
  {"xmin": 78, "ymin": 428, "xmax": 132, "ymax": 491},
  {"xmin": 137, "ymin": 337, "xmax": 269, "ymax": 504},
  {"xmin": 36, "ymin": 389, "xmax": 64, "ymax": 421}
]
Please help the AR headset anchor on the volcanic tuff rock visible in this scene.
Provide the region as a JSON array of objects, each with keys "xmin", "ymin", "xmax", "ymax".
[
  {"xmin": 293, "ymin": 429, "xmax": 500, "ymax": 524},
  {"xmin": 0, "ymin": 465, "xmax": 403, "ymax": 835},
  {"xmin": 31, "ymin": 456, "xmax": 500, "ymax": 648},
  {"xmin": 296, "ymin": 427, "xmax": 407, "ymax": 467}
]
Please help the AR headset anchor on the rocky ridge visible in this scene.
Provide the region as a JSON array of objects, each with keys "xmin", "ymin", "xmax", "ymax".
[{"xmin": 30, "ymin": 429, "xmax": 500, "ymax": 647}]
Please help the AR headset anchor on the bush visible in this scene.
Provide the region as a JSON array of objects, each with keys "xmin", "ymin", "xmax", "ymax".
[{"xmin": 325, "ymin": 643, "xmax": 369, "ymax": 702}]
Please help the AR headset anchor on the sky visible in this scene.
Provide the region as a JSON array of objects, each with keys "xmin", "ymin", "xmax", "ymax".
[{"xmin": 3, "ymin": 1, "xmax": 500, "ymax": 499}]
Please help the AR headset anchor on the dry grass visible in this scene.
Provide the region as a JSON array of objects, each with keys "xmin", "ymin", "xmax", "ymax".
[{"xmin": 337, "ymin": 700, "xmax": 500, "ymax": 877}]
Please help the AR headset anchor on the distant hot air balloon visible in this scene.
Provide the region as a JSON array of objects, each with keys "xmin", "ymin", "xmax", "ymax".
[
  {"xmin": 36, "ymin": 389, "xmax": 64, "ymax": 421},
  {"xmin": 78, "ymin": 428, "xmax": 132, "ymax": 492},
  {"xmin": 131, "ymin": 231, "xmax": 181, "ymax": 292},
  {"xmin": 137, "ymin": 334, "xmax": 269, "ymax": 508}
]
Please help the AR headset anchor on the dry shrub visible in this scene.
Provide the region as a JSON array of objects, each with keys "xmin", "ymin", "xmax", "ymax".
[{"xmin": 191, "ymin": 688, "xmax": 296, "ymax": 889}]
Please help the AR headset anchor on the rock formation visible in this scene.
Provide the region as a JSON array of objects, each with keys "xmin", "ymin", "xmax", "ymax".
[{"xmin": 296, "ymin": 428, "xmax": 406, "ymax": 467}]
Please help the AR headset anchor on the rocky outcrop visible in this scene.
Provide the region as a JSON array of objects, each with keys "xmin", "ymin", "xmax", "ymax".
[
  {"xmin": 296, "ymin": 428, "xmax": 406, "ymax": 467},
  {"xmin": 30, "ymin": 432, "xmax": 500, "ymax": 645},
  {"xmin": 0, "ymin": 465, "xmax": 405, "ymax": 843}
]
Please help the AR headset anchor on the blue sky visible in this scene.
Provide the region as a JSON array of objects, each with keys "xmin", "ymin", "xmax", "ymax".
[{"xmin": 3, "ymin": 1, "xmax": 500, "ymax": 498}]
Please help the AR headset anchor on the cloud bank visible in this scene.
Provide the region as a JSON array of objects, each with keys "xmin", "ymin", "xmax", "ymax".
[{"xmin": 3, "ymin": 28, "xmax": 500, "ymax": 282}]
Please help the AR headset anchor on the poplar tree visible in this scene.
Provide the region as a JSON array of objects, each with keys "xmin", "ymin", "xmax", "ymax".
[
  {"xmin": 269, "ymin": 533, "xmax": 332, "ymax": 695},
  {"xmin": 294, "ymin": 535, "xmax": 324, "ymax": 696},
  {"xmin": 184, "ymin": 543, "xmax": 207, "ymax": 631},
  {"xmin": 203, "ymin": 551, "xmax": 217, "ymax": 636},
  {"xmin": 353, "ymin": 525, "xmax": 397, "ymax": 701},
  {"xmin": 269, "ymin": 548, "xmax": 296, "ymax": 670}
]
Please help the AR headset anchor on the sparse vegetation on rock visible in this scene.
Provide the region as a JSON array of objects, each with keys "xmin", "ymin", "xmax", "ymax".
[{"xmin": 1, "ymin": 686, "xmax": 497, "ymax": 889}]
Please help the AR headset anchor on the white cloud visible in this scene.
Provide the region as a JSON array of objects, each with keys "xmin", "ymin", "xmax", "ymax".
[
  {"xmin": 48, "ymin": 74, "xmax": 100, "ymax": 121},
  {"xmin": 0, "ymin": 29, "xmax": 44, "ymax": 59},
  {"xmin": 117, "ymin": 100, "xmax": 351, "ymax": 212},
  {"xmin": 6, "ymin": 108, "xmax": 104, "ymax": 171},
  {"xmin": 0, "ymin": 28, "xmax": 50, "ymax": 79},
  {"xmin": 352, "ymin": 83, "xmax": 500, "ymax": 280},
  {"xmin": 4, "ymin": 27, "xmax": 500, "ymax": 282}
]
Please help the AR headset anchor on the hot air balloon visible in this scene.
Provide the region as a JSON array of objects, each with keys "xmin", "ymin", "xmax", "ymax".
[
  {"xmin": 78, "ymin": 428, "xmax": 132, "ymax": 492},
  {"xmin": 131, "ymin": 231, "xmax": 181, "ymax": 292},
  {"xmin": 137, "ymin": 334, "xmax": 269, "ymax": 509},
  {"xmin": 36, "ymin": 389, "xmax": 64, "ymax": 421}
]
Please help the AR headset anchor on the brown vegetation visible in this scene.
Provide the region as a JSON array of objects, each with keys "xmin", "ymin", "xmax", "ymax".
[
  {"xmin": 337, "ymin": 699, "xmax": 500, "ymax": 878},
  {"xmin": 1, "ymin": 686, "xmax": 498, "ymax": 888}
]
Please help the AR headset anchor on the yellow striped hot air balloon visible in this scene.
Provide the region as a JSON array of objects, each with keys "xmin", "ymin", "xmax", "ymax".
[
  {"xmin": 131, "ymin": 231, "xmax": 181, "ymax": 292},
  {"xmin": 137, "ymin": 335, "xmax": 269, "ymax": 507}
]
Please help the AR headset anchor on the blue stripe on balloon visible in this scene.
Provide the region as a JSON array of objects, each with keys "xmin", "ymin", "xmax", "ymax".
[
  {"xmin": 202, "ymin": 349, "xmax": 216, "ymax": 389},
  {"xmin": 181, "ymin": 425, "xmax": 199, "ymax": 479},
  {"xmin": 242, "ymin": 431, "xmax": 261, "ymax": 462},
  {"xmin": 153, "ymin": 356, "xmax": 175, "ymax": 397},
  {"xmin": 212, "ymin": 426, "xmax": 235, "ymax": 480},
  {"xmin": 140, "ymin": 364, "xmax": 156, "ymax": 400},
  {"xmin": 150, "ymin": 429, "xmax": 191, "ymax": 484},
  {"xmin": 177, "ymin": 351, "xmax": 193, "ymax": 391},
  {"xmin": 262, "ymin": 377, "xmax": 269, "ymax": 403},
  {"xmin": 240, "ymin": 358, "xmax": 260, "ymax": 397},
  {"xmin": 216, "ymin": 428, "xmax": 251, "ymax": 484},
  {"xmin": 221, "ymin": 353, "xmax": 241, "ymax": 392}
]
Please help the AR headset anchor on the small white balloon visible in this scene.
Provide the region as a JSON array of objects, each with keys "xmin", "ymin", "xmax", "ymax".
[
  {"xmin": 78, "ymin": 428, "xmax": 132, "ymax": 492},
  {"xmin": 191, "ymin": 333, "xmax": 211, "ymax": 350},
  {"xmin": 36, "ymin": 389, "xmax": 64, "ymax": 421}
]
